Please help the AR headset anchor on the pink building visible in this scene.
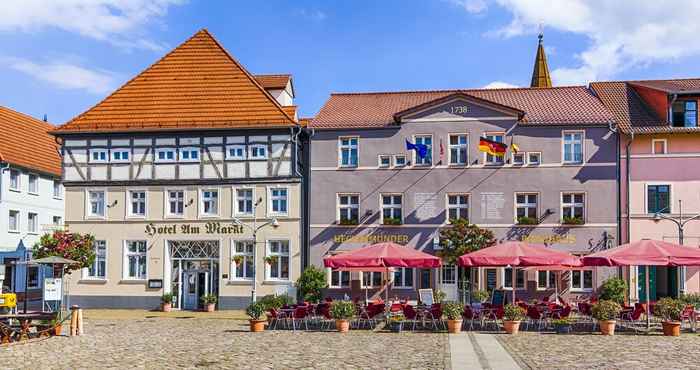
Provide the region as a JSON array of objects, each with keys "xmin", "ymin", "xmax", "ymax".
[{"xmin": 593, "ymin": 79, "xmax": 700, "ymax": 302}]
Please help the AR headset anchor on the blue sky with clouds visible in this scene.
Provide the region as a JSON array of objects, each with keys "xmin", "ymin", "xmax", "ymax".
[{"xmin": 2, "ymin": 0, "xmax": 700, "ymax": 124}]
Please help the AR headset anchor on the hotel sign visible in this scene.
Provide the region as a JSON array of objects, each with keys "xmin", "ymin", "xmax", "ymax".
[
  {"xmin": 333, "ymin": 234, "xmax": 410, "ymax": 244},
  {"xmin": 145, "ymin": 222, "xmax": 244, "ymax": 237}
]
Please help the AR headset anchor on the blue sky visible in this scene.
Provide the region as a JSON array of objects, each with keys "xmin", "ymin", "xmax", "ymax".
[{"xmin": 2, "ymin": 0, "xmax": 700, "ymax": 124}]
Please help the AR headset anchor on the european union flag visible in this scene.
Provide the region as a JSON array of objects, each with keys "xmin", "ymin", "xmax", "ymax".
[{"xmin": 406, "ymin": 139, "xmax": 428, "ymax": 159}]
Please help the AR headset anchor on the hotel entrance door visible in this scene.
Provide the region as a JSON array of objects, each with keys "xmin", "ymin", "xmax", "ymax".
[
  {"xmin": 183, "ymin": 270, "xmax": 209, "ymax": 310},
  {"xmin": 439, "ymin": 265, "xmax": 458, "ymax": 301}
]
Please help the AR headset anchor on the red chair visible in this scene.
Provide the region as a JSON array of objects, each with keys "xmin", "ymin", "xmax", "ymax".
[
  {"xmin": 403, "ymin": 305, "xmax": 418, "ymax": 331},
  {"xmin": 291, "ymin": 306, "xmax": 309, "ymax": 331},
  {"xmin": 680, "ymin": 305, "xmax": 695, "ymax": 330},
  {"xmin": 620, "ymin": 305, "xmax": 646, "ymax": 333},
  {"xmin": 525, "ymin": 306, "xmax": 545, "ymax": 331},
  {"xmin": 462, "ymin": 306, "xmax": 478, "ymax": 331}
]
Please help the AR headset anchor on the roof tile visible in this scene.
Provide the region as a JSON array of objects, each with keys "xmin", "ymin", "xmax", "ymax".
[{"xmin": 0, "ymin": 107, "xmax": 61, "ymax": 176}]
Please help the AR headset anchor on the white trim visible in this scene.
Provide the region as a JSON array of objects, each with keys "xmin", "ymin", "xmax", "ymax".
[
  {"xmin": 233, "ymin": 186, "xmax": 256, "ymax": 218},
  {"xmin": 338, "ymin": 136, "xmax": 359, "ymax": 168},
  {"xmin": 82, "ymin": 240, "xmax": 107, "ymax": 280},
  {"xmin": 89, "ymin": 149, "xmax": 108, "ymax": 163},
  {"xmin": 199, "ymin": 188, "xmax": 221, "ymax": 218},
  {"xmin": 402, "ymin": 116, "xmax": 516, "ymax": 123},
  {"xmin": 154, "ymin": 148, "xmax": 176, "ymax": 163},
  {"xmin": 535, "ymin": 269, "xmax": 556, "ymax": 291},
  {"xmin": 569, "ymin": 269, "xmax": 594, "ymax": 292},
  {"xmin": 379, "ymin": 193, "xmax": 404, "ymax": 225},
  {"xmin": 111, "ymin": 148, "xmax": 131, "ymax": 163},
  {"xmin": 225, "ymin": 144, "xmax": 247, "ymax": 160},
  {"xmin": 310, "ymin": 222, "xmax": 617, "ymax": 228},
  {"xmin": 560, "ymin": 191, "xmax": 587, "ymax": 224},
  {"xmin": 85, "ymin": 188, "xmax": 107, "ymax": 220},
  {"xmin": 336, "ymin": 193, "xmax": 360, "ymax": 224},
  {"xmin": 126, "ymin": 189, "xmax": 148, "ymax": 219},
  {"xmin": 482, "ymin": 132, "xmax": 505, "ymax": 165},
  {"xmin": 26, "ymin": 212, "xmax": 39, "ymax": 235},
  {"xmin": 230, "ymin": 239, "xmax": 255, "ymax": 281},
  {"xmin": 393, "ymin": 154, "xmax": 407, "ymax": 168},
  {"xmin": 445, "ymin": 193, "xmax": 470, "ymax": 224},
  {"xmin": 501, "ymin": 267, "xmax": 526, "ymax": 290},
  {"xmin": 311, "ymin": 161, "xmax": 617, "ymax": 171},
  {"xmin": 179, "ymin": 147, "xmax": 200, "ymax": 163},
  {"xmin": 8, "ymin": 169, "xmax": 21, "ymax": 192},
  {"xmin": 265, "ymin": 239, "xmax": 291, "ymax": 282},
  {"xmin": 27, "ymin": 173, "xmax": 39, "ymax": 195},
  {"xmin": 562, "ymin": 130, "xmax": 586, "ymax": 165},
  {"xmin": 514, "ymin": 192, "xmax": 539, "ymax": 224},
  {"xmin": 511, "ymin": 152, "xmax": 525, "ymax": 166},
  {"xmin": 52, "ymin": 179, "xmax": 63, "ymax": 200},
  {"xmin": 411, "ymin": 134, "xmax": 433, "ymax": 167},
  {"xmin": 360, "ymin": 270, "xmax": 383, "ymax": 288},
  {"xmin": 377, "ymin": 154, "xmax": 392, "ymax": 168},
  {"xmin": 526, "ymin": 152, "xmax": 542, "ymax": 166},
  {"xmin": 7, "ymin": 209, "xmax": 19, "ymax": 233},
  {"xmin": 267, "ymin": 185, "xmax": 290, "ymax": 217},
  {"xmin": 122, "ymin": 240, "xmax": 148, "ymax": 280},
  {"xmin": 651, "ymin": 138, "xmax": 668, "ymax": 155},
  {"xmin": 645, "ymin": 182, "xmax": 672, "ymax": 215},
  {"xmin": 391, "ymin": 267, "xmax": 415, "ymax": 289},
  {"xmin": 249, "ymin": 144, "xmax": 268, "ymax": 160},
  {"xmin": 164, "ymin": 188, "xmax": 186, "ymax": 219},
  {"xmin": 626, "ymin": 153, "xmax": 700, "ymax": 159},
  {"xmin": 327, "ymin": 268, "xmax": 351, "ymax": 289},
  {"xmin": 447, "ymin": 133, "xmax": 469, "ymax": 166}
]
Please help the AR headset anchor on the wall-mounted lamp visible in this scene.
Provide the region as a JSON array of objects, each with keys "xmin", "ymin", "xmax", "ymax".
[
  {"xmin": 184, "ymin": 199, "xmax": 195, "ymax": 208},
  {"xmin": 107, "ymin": 200, "xmax": 118, "ymax": 208}
]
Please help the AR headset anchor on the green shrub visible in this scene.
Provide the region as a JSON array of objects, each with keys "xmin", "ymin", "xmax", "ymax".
[
  {"xmin": 442, "ymin": 302, "xmax": 464, "ymax": 320},
  {"xmin": 516, "ymin": 216, "xmax": 538, "ymax": 225},
  {"xmin": 680, "ymin": 293, "xmax": 700, "ymax": 309},
  {"xmin": 591, "ymin": 300, "xmax": 621, "ymax": 321},
  {"xmin": 200, "ymin": 294, "xmax": 217, "ymax": 304},
  {"xmin": 562, "ymin": 216, "xmax": 585, "ymax": 225},
  {"xmin": 246, "ymin": 301, "xmax": 266, "ymax": 320},
  {"xmin": 654, "ymin": 297, "xmax": 685, "ymax": 322},
  {"xmin": 551, "ymin": 318, "xmax": 572, "ymax": 326},
  {"xmin": 161, "ymin": 293, "xmax": 174, "ymax": 304},
  {"xmin": 503, "ymin": 304, "xmax": 526, "ymax": 321},
  {"xmin": 330, "ymin": 301, "xmax": 356, "ymax": 319},
  {"xmin": 434, "ymin": 290, "xmax": 447, "ymax": 303},
  {"xmin": 472, "ymin": 290, "xmax": 489, "ymax": 303},
  {"xmin": 383, "ymin": 217, "xmax": 402, "ymax": 225},
  {"xmin": 257, "ymin": 294, "xmax": 295, "ymax": 311},
  {"xmin": 599, "ymin": 277, "xmax": 627, "ymax": 305},
  {"xmin": 295, "ymin": 266, "xmax": 328, "ymax": 303},
  {"xmin": 339, "ymin": 219, "xmax": 359, "ymax": 226}
]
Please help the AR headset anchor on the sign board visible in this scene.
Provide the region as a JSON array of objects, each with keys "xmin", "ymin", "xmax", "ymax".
[
  {"xmin": 0, "ymin": 265, "xmax": 5, "ymax": 281},
  {"xmin": 43, "ymin": 278, "xmax": 62, "ymax": 301},
  {"xmin": 418, "ymin": 289, "xmax": 434, "ymax": 306},
  {"xmin": 491, "ymin": 289, "xmax": 505, "ymax": 306},
  {"xmin": 145, "ymin": 222, "xmax": 243, "ymax": 237},
  {"xmin": 148, "ymin": 279, "xmax": 163, "ymax": 289}
]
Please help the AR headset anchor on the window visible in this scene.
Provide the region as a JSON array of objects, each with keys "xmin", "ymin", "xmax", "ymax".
[
  {"xmin": 515, "ymin": 193, "xmax": 538, "ymax": 223},
  {"xmin": 167, "ymin": 190, "xmax": 185, "ymax": 216},
  {"xmin": 527, "ymin": 152, "xmax": 541, "ymax": 165},
  {"xmin": 8, "ymin": 210, "xmax": 19, "ymax": 232},
  {"xmin": 449, "ymin": 134, "xmax": 468, "ymax": 165},
  {"xmin": 562, "ymin": 193, "xmax": 585, "ymax": 223},
  {"xmin": 381, "ymin": 194, "xmax": 402, "ymax": 225},
  {"xmin": 90, "ymin": 149, "xmax": 108, "ymax": 163},
  {"xmin": 394, "ymin": 155, "xmax": 407, "ymax": 167},
  {"xmin": 330, "ymin": 269, "xmax": 350, "ymax": 288},
  {"xmin": 27, "ymin": 266, "xmax": 39, "ymax": 289},
  {"xmin": 562, "ymin": 131, "xmax": 584, "ymax": 164},
  {"xmin": 179, "ymin": 147, "xmax": 200, "ymax": 162},
  {"xmin": 87, "ymin": 240, "xmax": 106, "ymax": 279},
  {"xmin": 571, "ymin": 270, "xmax": 593, "ymax": 291},
  {"xmin": 124, "ymin": 241, "xmax": 147, "ymax": 280},
  {"xmin": 447, "ymin": 194, "xmax": 469, "ymax": 222},
  {"xmin": 129, "ymin": 191, "xmax": 146, "ymax": 217},
  {"xmin": 647, "ymin": 184, "xmax": 670, "ymax": 214},
  {"xmin": 362, "ymin": 271, "xmax": 383, "ymax": 288},
  {"xmin": 226, "ymin": 145, "xmax": 246, "ymax": 160},
  {"xmin": 338, "ymin": 194, "xmax": 359, "ymax": 224},
  {"xmin": 27, "ymin": 212, "xmax": 38, "ymax": 234},
  {"xmin": 414, "ymin": 135, "xmax": 433, "ymax": 166},
  {"xmin": 512, "ymin": 152, "xmax": 525, "ymax": 165},
  {"xmin": 155, "ymin": 149, "xmax": 175, "ymax": 162},
  {"xmin": 53, "ymin": 216, "xmax": 62, "ymax": 226},
  {"xmin": 9, "ymin": 170, "xmax": 20, "ymax": 191},
  {"xmin": 378, "ymin": 155, "xmax": 391, "ymax": 168},
  {"xmin": 112, "ymin": 149, "xmax": 130, "ymax": 162},
  {"xmin": 672, "ymin": 100, "xmax": 697, "ymax": 127},
  {"xmin": 503, "ymin": 267, "xmax": 525, "ymax": 289},
  {"xmin": 232, "ymin": 241, "xmax": 254, "ymax": 279},
  {"xmin": 235, "ymin": 188, "xmax": 254, "ymax": 216},
  {"xmin": 28, "ymin": 174, "xmax": 38, "ymax": 194},
  {"xmin": 88, "ymin": 190, "xmax": 105, "ymax": 217},
  {"xmin": 537, "ymin": 270, "xmax": 556, "ymax": 290},
  {"xmin": 339, "ymin": 137, "xmax": 358, "ymax": 167},
  {"xmin": 201, "ymin": 190, "xmax": 219, "ymax": 216},
  {"xmin": 267, "ymin": 240, "xmax": 290, "ymax": 280},
  {"xmin": 53, "ymin": 180, "xmax": 62, "ymax": 199},
  {"xmin": 484, "ymin": 133, "xmax": 504, "ymax": 164},
  {"xmin": 393, "ymin": 267, "xmax": 413, "ymax": 288},
  {"xmin": 249, "ymin": 145, "xmax": 268, "ymax": 159},
  {"xmin": 485, "ymin": 268, "xmax": 497, "ymax": 291},
  {"xmin": 652, "ymin": 139, "xmax": 667, "ymax": 155},
  {"xmin": 270, "ymin": 188, "xmax": 288, "ymax": 215}
]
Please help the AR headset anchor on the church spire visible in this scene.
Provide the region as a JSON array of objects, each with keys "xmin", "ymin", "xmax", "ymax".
[{"xmin": 530, "ymin": 32, "xmax": 552, "ymax": 88}]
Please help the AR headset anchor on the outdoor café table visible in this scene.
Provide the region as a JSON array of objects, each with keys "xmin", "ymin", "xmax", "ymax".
[
  {"xmin": 691, "ymin": 309, "xmax": 700, "ymax": 333},
  {"xmin": 0, "ymin": 312, "xmax": 56, "ymax": 341}
]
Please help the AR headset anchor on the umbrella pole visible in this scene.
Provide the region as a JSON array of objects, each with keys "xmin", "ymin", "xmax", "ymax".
[
  {"xmin": 645, "ymin": 266, "xmax": 650, "ymax": 331},
  {"xmin": 555, "ymin": 271, "xmax": 559, "ymax": 304},
  {"xmin": 385, "ymin": 268, "xmax": 389, "ymax": 305},
  {"xmin": 511, "ymin": 267, "xmax": 516, "ymax": 305}
]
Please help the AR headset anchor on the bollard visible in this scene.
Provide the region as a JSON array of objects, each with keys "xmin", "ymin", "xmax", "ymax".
[
  {"xmin": 70, "ymin": 305, "xmax": 79, "ymax": 336},
  {"xmin": 77, "ymin": 308, "xmax": 84, "ymax": 335}
]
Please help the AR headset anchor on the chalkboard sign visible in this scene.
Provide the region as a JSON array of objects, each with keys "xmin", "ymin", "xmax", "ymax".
[
  {"xmin": 418, "ymin": 289, "xmax": 434, "ymax": 306},
  {"xmin": 491, "ymin": 289, "xmax": 505, "ymax": 306}
]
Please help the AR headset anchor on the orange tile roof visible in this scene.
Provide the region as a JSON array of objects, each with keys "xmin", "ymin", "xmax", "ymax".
[
  {"xmin": 254, "ymin": 74, "xmax": 292, "ymax": 90},
  {"xmin": 53, "ymin": 29, "xmax": 297, "ymax": 134},
  {"xmin": 0, "ymin": 106, "xmax": 61, "ymax": 176},
  {"xmin": 311, "ymin": 86, "xmax": 614, "ymax": 129},
  {"xmin": 298, "ymin": 117, "xmax": 313, "ymax": 127},
  {"xmin": 590, "ymin": 81, "xmax": 665, "ymax": 133}
]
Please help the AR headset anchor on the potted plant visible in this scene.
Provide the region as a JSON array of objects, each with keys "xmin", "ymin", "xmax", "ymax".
[
  {"xmin": 551, "ymin": 318, "xmax": 573, "ymax": 334},
  {"xmin": 655, "ymin": 297, "xmax": 685, "ymax": 336},
  {"xmin": 599, "ymin": 277, "xmax": 627, "ymax": 306},
  {"xmin": 383, "ymin": 217, "xmax": 402, "ymax": 225},
  {"xmin": 246, "ymin": 301, "xmax": 267, "ymax": 332},
  {"xmin": 232, "ymin": 255, "xmax": 244, "ymax": 266},
  {"xmin": 562, "ymin": 216, "xmax": 585, "ymax": 225},
  {"xmin": 503, "ymin": 304, "xmax": 526, "ymax": 334},
  {"xmin": 161, "ymin": 292, "xmax": 175, "ymax": 312},
  {"xmin": 295, "ymin": 265, "xmax": 328, "ymax": 304},
  {"xmin": 387, "ymin": 313, "xmax": 405, "ymax": 333},
  {"xmin": 443, "ymin": 301, "xmax": 464, "ymax": 334},
  {"xmin": 264, "ymin": 255, "xmax": 277, "ymax": 265},
  {"xmin": 201, "ymin": 294, "xmax": 217, "ymax": 312},
  {"xmin": 472, "ymin": 290, "xmax": 489, "ymax": 304},
  {"xmin": 330, "ymin": 300, "xmax": 356, "ymax": 333},
  {"xmin": 339, "ymin": 218, "xmax": 359, "ymax": 226},
  {"xmin": 434, "ymin": 289, "xmax": 447, "ymax": 304},
  {"xmin": 591, "ymin": 300, "xmax": 621, "ymax": 335},
  {"xmin": 516, "ymin": 216, "xmax": 538, "ymax": 225}
]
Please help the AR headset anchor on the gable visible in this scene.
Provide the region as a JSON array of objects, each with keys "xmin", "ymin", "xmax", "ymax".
[{"xmin": 395, "ymin": 94, "xmax": 523, "ymax": 123}]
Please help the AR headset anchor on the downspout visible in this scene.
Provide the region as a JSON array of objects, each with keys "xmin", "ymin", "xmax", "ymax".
[
  {"xmin": 0, "ymin": 162, "xmax": 9, "ymax": 203},
  {"xmin": 625, "ymin": 131, "xmax": 634, "ymax": 302}
]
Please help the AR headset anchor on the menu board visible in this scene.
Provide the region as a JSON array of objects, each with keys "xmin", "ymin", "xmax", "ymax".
[
  {"xmin": 415, "ymin": 193, "xmax": 438, "ymax": 220},
  {"xmin": 480, "ymin": 192, "xmax": 505, "ymax": 220}
]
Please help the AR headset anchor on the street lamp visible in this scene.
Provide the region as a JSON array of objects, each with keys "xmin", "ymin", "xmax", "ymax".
[
  {"xmin": 232, "ymin": 197, "xmax": 279, "ymax": 303},
  {"xmin": 653, "ymin": 199, "xmax": 700, "ymax": 295}
]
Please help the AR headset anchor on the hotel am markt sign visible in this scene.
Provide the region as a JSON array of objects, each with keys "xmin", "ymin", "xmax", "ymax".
[{"xmin": 145, "ymin": 222, "xmax": 244, "ymax": 237}]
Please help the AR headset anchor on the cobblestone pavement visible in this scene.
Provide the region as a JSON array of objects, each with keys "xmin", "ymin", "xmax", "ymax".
[
  {"xmin": 0, "ymin": 318, "xmax": 449, "ymax": 369},
  {"xmin": 498, "ymin": 332, "xmax": 700, "ymax": 369}
]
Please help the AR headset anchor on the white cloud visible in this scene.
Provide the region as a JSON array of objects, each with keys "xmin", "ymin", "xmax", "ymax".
[
  {"xmin": 5, "ymin": 57, "xmax": 117, "ymax": 94},
  {"xmin": 447, "ymin": 0, "xmax": 488, "ymax": 14},
  {"xmin": 0, "ymin": 0, "xmax": 185, "ymax": 51},
  {"xmin": 297, "ymin": 9, "xmax": 327, "ymax": 21},
  {"xmin": 483, "ymin": 81, "xmax": 519, "ymax": 89},
  {"xmin": 455, "ymin": 0, "xmax": 700, "ymax": 85}
]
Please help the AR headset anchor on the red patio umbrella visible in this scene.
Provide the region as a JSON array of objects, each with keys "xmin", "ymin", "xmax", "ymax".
[
  {"xmin": 582, "ymin": 239, "xmax": 700, "ymax": 330},
  {"xmin": 458, "ymin": 241, "xmax": 581, "ymax": 304}
]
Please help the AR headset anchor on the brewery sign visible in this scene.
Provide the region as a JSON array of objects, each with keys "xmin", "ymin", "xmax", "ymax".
[{"xmin": 146, "ymin": 222, "xmax": 244, "ymax": 237}]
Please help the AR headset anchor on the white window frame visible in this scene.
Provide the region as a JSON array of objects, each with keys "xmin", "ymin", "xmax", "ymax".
[
  {"xmin": 512, "ymin": 152, "xmax": 525, "ymax": 166},
  {"xmin": 562, "ymin": 130, "xmax": 585, "ymax": 165},
  {"xmin": 378, "ymin": 154, "xmax": 391, "ymax": 168},
  {"xmin": 651, "ymin": 138, "xmax": 667, "ymax": 155},
  {"xmin": 122, "ymin": 240, "xmax": 147, "ymax": 280},
  {"xmin": 155, "ymin": 148, "xmax": 176, "ymax": 163},
  {"xmin": 226, "ymin": 144, "xmax": 247, "ymax": 160},
  {"xmin": 83, "ymin": 240, "xmax": 107, "ymax": 280},
  {"xmin": 338, "ymin": 136, "xmax": 359, "ymax": 168},
  {"xmin": 392, "ymin": 267, "xmax": 414, "ymax": 289},
  {"xmin": 165, "ymin": 189, "xmax": 185, "ymax": 218},
  {"xmin": 265, "ymin": 240, "xmax": 291, "ymax": 281},
  {"xmin": 328, "ymin": 268, "xmax": 350, "ymax": 288},
  {"xmin": 448, "ymin": 133, "xmax": 468, "ymax": 166},
  {"xmin": 231, "ymin": 240, "xmax": 255, "ymax": 281},
  {"xmin": 561, "ymin": 192, "xmax": 586, "ymax": 223},
  {"xmin": 446, "ymin": 193, "xmax": 469, "ymax": 223},
  {"xmin": 412, "ymin": 134, "xmax": 433, "ymax": 166},
  {"xmin": 570, "ymin": 269, "xmax": 593, "ymax": 292},
  {"xmin": 502, "ymin": 267, "xmax": 526, "ymax": 290},
  {"xmin": 249, "ymin": 144, "xmax": 268, "ymax": 160},
  {"xmin": 127, "ymin": 190, "xmax": 147, "ymax": 218},
  {"xmin": 337, "ymin": 193, "xmax": 360, "ymax": 224},
  {"xmin": 393, "ymin": 155, "xmax": 407, "ymax": 167},
  {"xmin": 536, "ymin": 270, "xmax": 556, "ymax": 291},
  {"xmin": 27, "ymin": 173, "xmax": 39, "ymax": 195},
  {"xmin": 527, "ymin": 152, "xmax": 541, "ymax": 166},
  {"xmin": 515, "ymin": 192, "xmax": 539, "ymax": 223},
  {"xmin": 53, "ymin": 216, "xmax": 62, "ymax": 226},
  {"xmin": 361, "ymin": 271, "xmax": 383, "ymax": 288},
  {"xmin": 200, "ymin": 189, "xmax": 220, "ymax": 217},
  {"xmin": 380, "ymin": 193, "xmax": 403, "ymax": 225},
  {"xmin": 27, "ymin": 212, "xmax": 38, "ymax": 234},
  {"xmin": 8, "ymin": 210, "xmax": 19, "ymax": 233},
  {"xmin": 179, "ymin": 147, "xmax": 200, "ymax": 162},
  {"xmin": 111, "ymin": 148, "xmax": 131, "ymax": 163},
  {"xmin": 234, "ymin": 187, "xmax": 255, "ymax": 217},
  {"xmin": 483, "ymin": 132, "xmax": 505, "ymax": 165},
  {"xmin": 86, "ymin": 189, "xmax": 107, "ymax": 219},
  {"xmin": 52, "ymin": 180, "xmax": 62, "ymax": 199},
  {"xmin": 9, "ymin": 169, "xmax": 20, "ymax": 192},
  {"xmin": 89, "ymin": 149, "xmax": 108, "ymax": 163},
  {"xmin": 268, "ymin": 186, "xmax": 289, "ymax": 217}
]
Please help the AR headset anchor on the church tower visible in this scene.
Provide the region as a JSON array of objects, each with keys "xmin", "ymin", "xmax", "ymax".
[{"xmin": 530, "ymin": 33, "xmax": 552, "ymax": 88}]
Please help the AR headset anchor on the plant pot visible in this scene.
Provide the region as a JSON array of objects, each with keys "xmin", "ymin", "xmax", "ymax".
[
  {"xmin": 662, "ymin": 321, "xmax": 681, "ymax": 336},
  {"xmin": 335, "ymin": 319, "xmax": 350, "ymax": 333},
  {"xmin": 599, "ymin": 320, "xmax": 616, "ymax": 335},
  {"xmin": 249, "ymin": 319, "xmax": 266, "ymax": 332},
  {"xmin": 161, "ymin": 303, "xmax": 172, "ymax": 312},
  {"xmin": 205, "ymin": 303, "xmax": 215, "ymax": 312},
  {"xmin": 555, "ymin": 324, "xmax": 572, "ymax": 334},
  {"xmin": 447, "ymin": 319, "xmax": 463, "ymax": 334},
  {"xmin": 53, "ymin": 324, "xmax": 62, "ymax": 336},
  {"xmin": 389, "ymin": 321, "xmax": 403, "ymax": 333},
  {"xmin": 503, "ymin": 320, "xmax": 521, "ymax": 335}
]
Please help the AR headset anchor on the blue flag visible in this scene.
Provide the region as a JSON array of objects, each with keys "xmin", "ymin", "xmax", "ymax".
[{"xmin": 406, "ymin": 139, "xmax": 428, "ymax": 159}]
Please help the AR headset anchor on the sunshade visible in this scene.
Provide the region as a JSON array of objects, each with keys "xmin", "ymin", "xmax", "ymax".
[
  {"xmin": 581, "ymin": 239, "xmax": 700, "ymax": 267},
  {"xmin": 458, "ymin": 241, "xmax": 581, "ymax": 267},
  {"xmin": 324, "ymin": 242, "xmax": 441, "ymax": 269}
]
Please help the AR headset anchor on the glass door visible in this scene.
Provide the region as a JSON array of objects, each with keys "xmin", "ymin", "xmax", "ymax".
[{"xmin": 439, "ymin": 265, "xmax": 458, "ymax": 301}]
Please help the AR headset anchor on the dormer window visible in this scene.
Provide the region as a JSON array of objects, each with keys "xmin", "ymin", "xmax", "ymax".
[{"xmin": 671, "ymin": 100, "xmax": 697, "ymax": 127}]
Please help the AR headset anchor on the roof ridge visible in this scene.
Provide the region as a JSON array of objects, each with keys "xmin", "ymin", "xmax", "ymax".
[
  {"xmin": 0, "ymin": 106, "xmax": 55, "ymax": 130},
  {"xmin": 254, "ymin": 73, "xmax": 292, "ymax": 77},
  {"xmin": 329, "ymin": 85, "xmax": 589, "ymax": 96},
  {"xmin": 593, "ymin": 76, "xmax": 700, "ymax": 84}
]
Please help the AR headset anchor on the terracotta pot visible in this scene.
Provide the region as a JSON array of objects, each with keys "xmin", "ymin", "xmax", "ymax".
[
  {"xmin": 447, "ymin": 319, "xmax": 463, "ymax": 334},
  {"xmin": 53, "ymin": 324, "xmax": 62, "ymax": 336},
  {"xmin": 599, "ymin": 320, "xmax": 616, "ymax": 336},
  {"xmin": 205, "ymin": 303, "xmax": 215, "ymax": 312},
  {"xmin": 503, "ymin": 320, "xmax": 521, "ymax": 335},
  {"xmin": 662, "ymin": 321, "xmax": 681, "ymax": 336},
  {"xmin": 249, "ymin": 319, "xmax": 266, "ymax": 332},
  {"xmin": 336, "ymin": 319, "xmax": 350, "ymax": 333},
  {"xmin": 161, "ymin": 303, "xmax": 172, "ymax": 312}
]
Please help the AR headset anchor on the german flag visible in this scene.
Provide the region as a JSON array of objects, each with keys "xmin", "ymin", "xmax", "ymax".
[{"xmin": 478, "ymin": 137, "xmax": 507, "ymax": 157}]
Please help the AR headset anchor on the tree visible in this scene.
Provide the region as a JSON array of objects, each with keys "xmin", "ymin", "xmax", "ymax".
[
  {"xmin": 599, "ymin": 277, "xmax": 627, "ymax": 305},
  {"xmin": 437, "ymin": 218, "xmax": 495, "ymax": 264},
  {"xmin": 295, "ymin": 265, "xmax": 328, "ymax": 303},
  {"xmin": 32, "ymin": 231, "xmax": 96, "ymax": 273}
]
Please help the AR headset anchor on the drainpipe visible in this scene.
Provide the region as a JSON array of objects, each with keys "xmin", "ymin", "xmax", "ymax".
[
  {"xmin": 0, "ymin": 162, "xmax": 10, "ymax": 203},
  {"xmin": 625, "ymin": 131, "xmax": 634, "ymax": 302},
  {"xmin": 668, "ymin": 94, "xmax": 677, "ymax": 122}
]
